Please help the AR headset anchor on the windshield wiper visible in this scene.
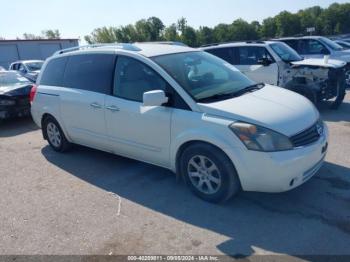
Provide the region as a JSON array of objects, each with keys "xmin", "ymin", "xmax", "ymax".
[
  {"xmin": 197, "ymin": 92, "xmax": 236, "ymax": 103},
  {"xmin": 197, "ymin": 83, "xmax": 265, "ymax": 102},
  {"xmin": 232, "ymin": 82, "xmax": 265, "ymax": 97}
]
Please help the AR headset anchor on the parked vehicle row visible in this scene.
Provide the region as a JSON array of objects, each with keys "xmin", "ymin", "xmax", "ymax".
[
  {"xmin": 201, "ymin": 40, "xmax": 347, "ymax": 108},
  {"xmin": 30, "ymin": 43, "xmax": 328, "ymax": 202}
]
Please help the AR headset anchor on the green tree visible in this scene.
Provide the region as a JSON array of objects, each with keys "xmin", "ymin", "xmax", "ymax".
[
  {"xmin": 197, "ymin": 26, "xmax": 215, "ymax": 46},
  {"xmin": 42, "ymin": 29, "xmax": 61, "ymax": 39},
  {"xmin": 164, "ymin": 23, "xmax": 179, "ymax": 41},
  {"xmin": 260, "ymin": 17, "xmax": 277, "ymax": 38}
]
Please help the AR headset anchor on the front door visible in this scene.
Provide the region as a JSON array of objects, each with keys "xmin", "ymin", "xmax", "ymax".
[
  {"xmin": 234, "ymin": 46, "xmax": 279, "ymax": 85},
  {"xmin": 105, "ymin": 56, "xmax": 172, "ymax": 167}
]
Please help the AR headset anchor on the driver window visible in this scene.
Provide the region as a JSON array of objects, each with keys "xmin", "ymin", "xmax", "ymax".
[
  {"xmin": 300, "ymin": 40, "xmax": 329, "ymax": 55},
  {"xmin": 114, "ymin": 56, "xmax": 167, "ymax": 102},
  {"xmin": 238, "ymin": 47, "xmax": 273, "ymax": 65}
]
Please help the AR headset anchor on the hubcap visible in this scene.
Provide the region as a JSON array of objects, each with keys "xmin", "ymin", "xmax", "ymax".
[
  {"xmin": 47, "ymin": 122, "xmax": 61, "ymax": 148},
  {"xmin": 187, "ymin": 155, "xmax": 221, "ymax": 195}
]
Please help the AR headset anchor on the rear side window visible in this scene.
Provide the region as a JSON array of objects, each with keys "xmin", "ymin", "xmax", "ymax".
[
  {"xmin": 206, "ymin": 48, "xmax": 235, "ymax": 64},
  {"xmin": 64, "ymin": 54, "xmax": 115, "ymax": 94},
  {"xmin": 283, "ymin": 40, "xmax": 299, "ymax": 52},
  {"xmin": 40, "ymin": 57, "xmax": 68, "ymax": 86}
]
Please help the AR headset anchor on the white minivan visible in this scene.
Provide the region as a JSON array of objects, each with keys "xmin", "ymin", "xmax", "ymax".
[{"xmin": 31, "ymin": 43, "xmax": 328, "ymax": 202}]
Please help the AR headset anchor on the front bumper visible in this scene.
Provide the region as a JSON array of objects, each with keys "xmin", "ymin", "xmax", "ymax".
[{"xmin": 224, "ymin": 124, "xmax": 329, "ymax": 193}]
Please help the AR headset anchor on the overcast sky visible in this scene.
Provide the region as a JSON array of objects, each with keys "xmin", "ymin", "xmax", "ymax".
[{"xmin": 0, "ymin": 0, "xmax": 348, "ymax": 40}]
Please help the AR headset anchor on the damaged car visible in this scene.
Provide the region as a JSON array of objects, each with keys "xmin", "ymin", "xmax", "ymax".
[
  {"xmin": 201, "ymin": 41, "xmax": 347, "ymax": 109},
  {"xmin": 0, "ymin": 71, "xmax": 33, "ymax": 121}
]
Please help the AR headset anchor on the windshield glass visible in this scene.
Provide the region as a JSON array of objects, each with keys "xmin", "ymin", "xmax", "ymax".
[
  {"xmin": 25, "ymin": 61, "xmax": 43, "ymax": 71},
  {"xmin": 152, "ymin": 51, "xmax": 256, "ymax": 102},
  {"xmin": 0, "ymin": 72, "xmax": 31, "ymax": 86},
  {"xmin": 270, "ymin": 42, "xmax": 303, "ymax": 62},
  {"xmin": 319, "ymin": 37, "xmax": 343, "ymax": 51},
  {"xmin": 335, "ymin": 41, "xmax": 350, "ymax": 49}
]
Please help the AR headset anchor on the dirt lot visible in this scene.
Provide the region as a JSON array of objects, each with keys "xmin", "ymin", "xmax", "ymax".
[{"xmin": 0, "ymin": 94, "xmax": 350, "ymax": 259}]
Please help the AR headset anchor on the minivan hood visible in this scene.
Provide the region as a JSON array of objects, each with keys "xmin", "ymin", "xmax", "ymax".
[
  {"xmin": 291, "ymin": 58, "xmax": 346, "ymax": 68},
  {"xmin": 198, "ymin": 85, "xmax": 319, "ymax": 136}
]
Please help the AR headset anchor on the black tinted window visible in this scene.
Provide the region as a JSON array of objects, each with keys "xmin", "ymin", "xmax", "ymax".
[
  {"xmin": 299, "ymin": 40, "xmax": 329, "ymax": 55},
  {"xmin": 114, "ymin": 56, "xmax": 190, "ymax": 110},
  {"xmin": 237, "ymin": 46, "xmax": 273, "ymax": 65},
  {"xmin": 64, "ymin": 54, "xmax": 115, "ymax": 94},
  {"xmin": 114, "ymin": 56, "xmax": 167, "ymax": 102},
  {"xmin": 206, "ymin": 48, "xmax": 235, "ymax": 64},
  {"xmin": 40, "ymin": 57, "xmax": 68, "ymax": 86},
  {"xmin": 283, "ymin": 40, "xmax": 299, "ymax": 52}
]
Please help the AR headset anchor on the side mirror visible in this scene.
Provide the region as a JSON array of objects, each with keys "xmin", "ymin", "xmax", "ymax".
[
  {"xmin": 143, "ymin": 90, "xmax": 168, "ymax": 107},
  {"xmin": 257, "ymin": 57, "xmax": 273, "ymax": 66}
]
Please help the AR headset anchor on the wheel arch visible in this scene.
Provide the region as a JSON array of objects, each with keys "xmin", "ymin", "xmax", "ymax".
[
  {"xmin": 41, "ymin": 113, "xmax": 71, "ymax": 142},
  {"xmin": 174, "ymin": 140, "xmax": 238, "ymax": 179}
]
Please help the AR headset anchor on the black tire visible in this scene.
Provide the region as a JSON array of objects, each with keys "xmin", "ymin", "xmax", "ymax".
[
  {"xmin": 180, "ymin": 142, "xmax": 241, "ymax": 203},
  {"xmin": 329, "ymin": 79, "xmax": 346, "ymax": 110},
  {"xmin": 42, "ymin": 116, "xmax": 71, "ymax": 152}
]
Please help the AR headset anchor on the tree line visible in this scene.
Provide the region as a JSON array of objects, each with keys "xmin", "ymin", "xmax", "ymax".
[{"xmin": 84, "ymin": 2, "xmax": 350, "ymax": 47}]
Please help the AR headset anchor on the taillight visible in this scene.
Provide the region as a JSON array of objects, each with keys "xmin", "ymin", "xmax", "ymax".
[{"xmin": 29, "ymin": 85, "xmax": 37, "ymax": 103}]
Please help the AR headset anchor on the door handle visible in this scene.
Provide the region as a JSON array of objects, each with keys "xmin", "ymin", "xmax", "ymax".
[
  {"xmin": 90, "ymin": 102, "xmax": 102, "ymax": 109},
  {"xmin": 106, "ymin": 105, "xmax": 120, "ymax": 112}
]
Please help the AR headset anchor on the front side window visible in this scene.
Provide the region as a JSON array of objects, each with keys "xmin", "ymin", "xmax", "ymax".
[
  {"xmin": 152, "ymin": 51, "xmax": 256, "ymax": 102},
  {"xmin": 270, "ymin": 42, "xmax": 303, "ymax": 62},
  {"xmin": 237, "ymin": 47, "xmax": 274, "ymax": 65},
  {"xmin": 300, "ymin": 40, "xmax": 330, "ymax": 55},
  {"xmin": 114, "ymin": 56, "xmax": 167, "ymax": 102},
  {"xmin": 64, "ymin": 54, "xmax": 115, "ymax": 94}
]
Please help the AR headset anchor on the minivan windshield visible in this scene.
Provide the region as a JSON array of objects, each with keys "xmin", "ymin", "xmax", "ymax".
[
  {"xmin": 152, "ymin": 51, "xmax": 257, "ymax": 102},
  {"xmin": 319, "ymin": 37, "xmax": 343, "ymax": 51},
  {"xmin": 270, "ymin": 42, "xmax": 303, "ymax": 62}
]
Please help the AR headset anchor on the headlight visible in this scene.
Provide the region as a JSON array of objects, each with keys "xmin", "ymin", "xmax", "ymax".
[
  {"xmin": 229, "ymin": 122, "xmax": 293, "ymax": 152},
  {"xmin": 0, "ymin": 99, "xmax": 15, "ymax": 106}
]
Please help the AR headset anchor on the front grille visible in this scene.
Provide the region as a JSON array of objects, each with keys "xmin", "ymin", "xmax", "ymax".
[{"xmin": 290, "ymin": 123, "xmax": 321, "ymax": 147}]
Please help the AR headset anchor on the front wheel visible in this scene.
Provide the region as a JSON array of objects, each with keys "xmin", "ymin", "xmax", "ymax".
[{"xmin": 180, "ymin": 143, "xmax": 241, "ymax": 203}]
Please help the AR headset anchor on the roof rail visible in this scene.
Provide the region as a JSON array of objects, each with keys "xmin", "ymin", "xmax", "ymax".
[
  {"xmin": 54, "ymin": 43, "xmax": 141, "ymax": 56},
  {"xmin": 200, "ymin": 43, "xmax": 220, "ymax": 48},
  {"xmin": 201, "ymin": 40, "xmax": 265, "ymax": 48},
  {"xmin": 245, "ymin": 40, "xmax": 265, "ymax": 44}
]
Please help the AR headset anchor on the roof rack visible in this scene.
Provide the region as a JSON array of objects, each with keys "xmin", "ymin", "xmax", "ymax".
[
  {"xmin": 200, "ymin": 40, "xmax": 265, "ymax": 48},
  {"xmin": 54, "ymin": 43, "xmax": 141, "ymax": 55}
]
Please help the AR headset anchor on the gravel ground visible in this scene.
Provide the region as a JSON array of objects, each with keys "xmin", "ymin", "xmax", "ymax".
[{"xmin": 0, "ymin": 94, "xmax": 349, "ymax": 260}]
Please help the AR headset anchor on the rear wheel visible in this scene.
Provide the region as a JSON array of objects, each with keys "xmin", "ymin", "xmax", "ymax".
[
  {"xmin": 180, "ymin": 143, "xmax": 241, "ymax": 203},
  {"xmin": 43, "ymin": 116, "xmax": 71, "ymax": 152}
]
